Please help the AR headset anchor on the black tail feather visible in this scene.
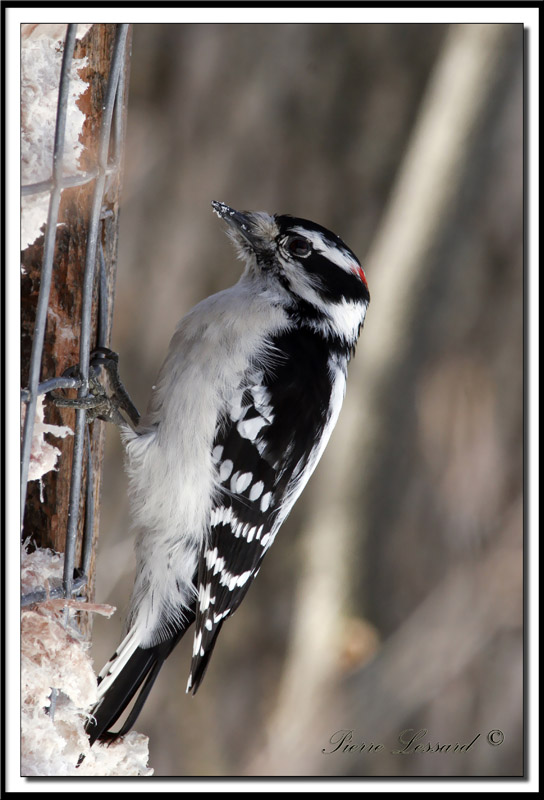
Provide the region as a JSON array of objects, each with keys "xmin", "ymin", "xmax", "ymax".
[
  {"xmin": 116, "ymin": 656, "xmax": 165, "ymax": 738},
  {"xmin": 86, "ymin": 620, "xmax": 194, "ymax": 745},
  {"xmin": 86, "ymin": 645, "xmax": 161, "ymax": 744}
]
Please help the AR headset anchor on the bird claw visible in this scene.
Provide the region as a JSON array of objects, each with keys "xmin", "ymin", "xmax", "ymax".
[{"xmin": 52, "ymin": 348, "xmax": 140, "ymax": 429}]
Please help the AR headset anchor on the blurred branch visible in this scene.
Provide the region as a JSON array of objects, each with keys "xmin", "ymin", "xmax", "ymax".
[
  {"xmin": 342, "ymin": 499, "xmax": 522, "ymax": 742},
  {"xmin": 246, "ymin": 23, "xmax": 515, "ymax": 775}
]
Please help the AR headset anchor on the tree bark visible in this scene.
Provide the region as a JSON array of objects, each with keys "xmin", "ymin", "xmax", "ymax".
[{"xmin": 21, "ymin": 24, "xmax": 131, "ymax": 622}]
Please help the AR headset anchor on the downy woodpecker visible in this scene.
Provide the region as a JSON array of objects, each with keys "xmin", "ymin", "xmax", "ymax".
[{"xmin": 86, "ymin": 201, "xmax": 370, "ymax": 743}]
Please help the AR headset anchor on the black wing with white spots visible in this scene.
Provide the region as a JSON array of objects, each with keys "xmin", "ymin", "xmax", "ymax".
[{"xmin": 187, "ymin": 328, "xmax": 339, "ymax": 692}]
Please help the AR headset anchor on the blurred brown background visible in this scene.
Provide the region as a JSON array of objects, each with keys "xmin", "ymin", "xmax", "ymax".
[{"xmin": 90, "ymin": 23, "xmax": 523, "ymax": 777}]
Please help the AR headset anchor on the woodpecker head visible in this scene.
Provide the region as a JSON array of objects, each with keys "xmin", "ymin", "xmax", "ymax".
[{"xmin": 212, "ymin": 201, "xmax": 369, "ymax": 342}]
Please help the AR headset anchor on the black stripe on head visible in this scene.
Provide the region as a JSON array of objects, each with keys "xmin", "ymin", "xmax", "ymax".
[
  {"xmin": 300, "ymin": 251, "xmax": 370, "ymax": 304},
  {"xmin": 275, "ymin": 215, "xmax": 370, "ymax": 305},
  {"xmin": 276, "ymin": 214, "xmax": 360, "ymax": 265}
]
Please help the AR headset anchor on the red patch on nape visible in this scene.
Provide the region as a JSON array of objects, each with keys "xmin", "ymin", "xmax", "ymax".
[{"xmin": 352, "ymin": 265, "xmax": 368, "ymax": 287}]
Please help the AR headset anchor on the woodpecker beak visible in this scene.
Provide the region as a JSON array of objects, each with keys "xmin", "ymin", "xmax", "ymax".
[{"xmin": 211, "ymin": 201, "xmax": 258, "ymax": 247}]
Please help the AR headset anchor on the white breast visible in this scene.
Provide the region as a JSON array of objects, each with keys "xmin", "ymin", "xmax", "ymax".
[{"xmin": 122, "ymin": 281, "xmax": 289, "ymax": 645}]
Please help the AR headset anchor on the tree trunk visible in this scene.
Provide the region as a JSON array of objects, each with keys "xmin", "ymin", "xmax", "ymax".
[{"xmin": 21, "ymin": 24, "xmax": 132, "ymax": 626}]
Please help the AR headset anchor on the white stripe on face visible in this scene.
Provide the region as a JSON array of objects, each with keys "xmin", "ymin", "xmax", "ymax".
[{"xmin": 290, "ymin": 227, "xmax": 360, "ymax": 275}]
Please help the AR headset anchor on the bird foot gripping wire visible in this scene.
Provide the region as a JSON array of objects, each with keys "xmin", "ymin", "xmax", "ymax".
[{"xmin": 52, "ymin": 347, "xmax": 140, "ymax": 430}]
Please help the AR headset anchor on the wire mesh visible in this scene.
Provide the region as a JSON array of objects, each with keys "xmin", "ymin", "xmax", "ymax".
[{"xmin": 20, "ymin": 23, "xmax": 130, "ymax": 607}]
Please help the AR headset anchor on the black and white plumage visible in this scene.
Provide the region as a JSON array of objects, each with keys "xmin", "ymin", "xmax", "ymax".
[{"xmin": 86, "ymin": 201, "xmax": 370, "ymax": 743}]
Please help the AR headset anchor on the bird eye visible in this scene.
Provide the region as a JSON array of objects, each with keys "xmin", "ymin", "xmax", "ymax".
[{"xmin": 287, "ymin": 236, "xmax": 312, "ymax": 258}]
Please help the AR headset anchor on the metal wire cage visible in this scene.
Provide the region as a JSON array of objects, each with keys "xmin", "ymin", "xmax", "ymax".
[{"xmin": 21, "ymin": 24, "xmax": 131, "ymax": 611}]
